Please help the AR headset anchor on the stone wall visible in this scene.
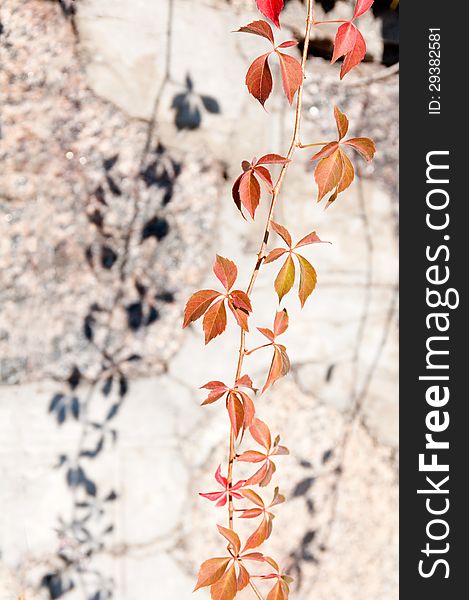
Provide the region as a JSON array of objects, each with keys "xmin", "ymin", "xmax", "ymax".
[{"xmin": 0, "ymin": 1, "xmax": 398, "ymax": 599}]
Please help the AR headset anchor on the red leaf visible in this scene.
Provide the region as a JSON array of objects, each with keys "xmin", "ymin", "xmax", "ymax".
[
  {"xmin": 277, "ymin": 40, "xmax": 298, "ymax": 48},
  {"xmin": 237, "ymin": 20, "xmax": 275, "ymax": 44},
  {"xmin": 194, "ymin": 557, "xmax": 231, "ymax": 591},
  {"xmin": 238, "ymin": 391, "xmax": 256, "ymax": 428},
  {"xmin": 274, "ymin": 254, "xmax": 295, "ymax": 302},
  {"xmin": 277, "ymin": 51, "xmax": 303, "ymax": 104},
  {"xmin": 256, "ymin": 154, "xmax": 289, "ymax": 165},
  {"xmin": 239, "ymin": 171, "xmax": 261, "ymax": 219},
  {"xmin": 294, "ymin": 231, "xmax": 328, "ymax": 248},
  {"xmin": 255, "ymin": 0, "xmax": 284, "ymax": 28},
  {"xmin": 250, "ymin": 418, "xmax": 272, "ymax": 450},
  {"xmin": 296, "ymin": 254, "xmax": 317, "ymax": 307},
  {"xmin": 259, "ymin": 459, "xmax": 276, "ymax": 487},
  {"xmin": 253, "ymin": 165, "xmax": 273, "ymax": 192},
  {"xmin": 264, "ymin": 247, "xmax": 288, "ymax": 264},
  {"xmin": 232, "ymin": 173, "xmax": 244, "ymax": 216},
  {"xmin": 314, "ymin": 149, "xmax": 343, "ymax": 202},
  {"xmin": 343, "ymin": 137, "xmax": 376, "ymax": 162},
  {"xmin": 183, "ymin": 290, "xmax": 222, "ymax": 327},
  {"xmin": 246, "ymin": 53, "xmax": 273, "ymax": 107},
  {"xmin": 239, "ymin": 507, "xmax": 264, "ymax": 519},
  {"xmin": 352, "ymin": 0, "xmax": 374, "ymax": 20},
  {"xmin": 210, "ymin": 563, "xmax": 237, "ymax": 600},
  {"xmin": 237, "ymin": 564, "xmax": 251, "ymax": 591},
  {"xmin": 200, "ymin": 382, "xmax": 229, "ymax": 406},
  {"xmin": 334, "ymin": 105, "xmax": 349, "ymax": 140},
  {"xmin": 273, "ymin": 309, "xmax": 289, "ymax": 336},
  {"xmin": 203, "ymin": 299, "xmax": 227, "ymax": 344},
  {"xmin": 213, "ymin": 255, "xmax": 238, "ymax": 291},
  {"xmin": 310, "ymin": 141, "xmax": 339, "ymax": 162},
  {"xmin": 236, "ymin": 374, "xmax": 255, "ymax": 389},
  {"xmin": 337, "ymin": 148, "xmax": 354, "ymax": 194},
  {"xmin": 217, "ymin": 525, "xmax": 241, "ymax": 555},
  {"xmin": 230, "ymin": 290, "xmax": 252, "ymax": 313},
  {"xmin": 271, "ymin": 221, "xmax": 292, "ymax": 247},
  {"xmin": 332, "ymin": 23, "xmax": 366, "ymax": 79}
]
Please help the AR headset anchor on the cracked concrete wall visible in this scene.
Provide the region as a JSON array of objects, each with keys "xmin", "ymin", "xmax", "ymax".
[{"xmin": 0, "ymin": 0, "xmax": 398, "ymax": 599}]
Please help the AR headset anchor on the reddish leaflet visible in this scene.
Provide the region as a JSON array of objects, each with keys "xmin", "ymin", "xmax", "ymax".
[{"xmin": 183, "ymin": 1, "xmax": 375, "ymax": 598}]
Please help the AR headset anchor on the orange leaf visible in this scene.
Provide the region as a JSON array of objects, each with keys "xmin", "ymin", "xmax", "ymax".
[
  {"xmin": 310, "ymin": 141, "xmax": 339, "ymax": 162},
  {"xmin": 314, "ymin": 149, "xmax": 343, "ymax": 202},
  {"xmin": 243, "ymin": 517, "xmax": 270, "ymax": 551},
  {"xmin": 213, "ymin": 255, "xmax": 238, "ymax": 291},
  {"xmin": 210, "ymin": 563, "xmax": 237, "ymax": 600},
  {"xmin": 296, "ymin": 254, "xmax": 317, "ymax": 307},
  {"xmin": 239, "ymin": 171, "xmax": 261, "ymax": 219},
  {"xmin": 271, "ymin": 221, "xmax": 292, "ymax": 248},
  {"xmin": 262, "ymin": 345, "xmax": 290, "ymax": 393},
  {"xmin": 217, "ymin": 525, "xmax": 241, "ymax": 555},
  {"xmin": 246, "ymin": 53, "xmax": 273, "ymax": 107},
  {"xmin": 343, "ymin": 137, "xmax": 376, "ymax": 162},
  {"xmin": 238, "ymin": 391, "xmax": 256, "ymax": 428},
  {"xmin": 258, "ymin": 327, "xmax": 275, "ymax": 341},
  {"xmin": 273, "ymin": 309, "xmax": 289, "ymax": 337},
  {"xmin": 241, "ymin": 488, "xmax": 266, "ymax": 508},
  {"xmin": 183, "ymin": 290, "xmax": 222, "ymax": 327},
  {"xmin": 237, "ymin": 20, "xmax": 275, "ymax": 44},
  {"xmin": 238, "ymin": 450, "xmax": 267, "ymax": 463},
  {"xmin": 267, "ymin": 580, "xmax": 288, "ymax": 600},
  {"xmin": 194, "ymin": 557, "xmax": 231, "ymax": 591},
  {"xmin": 229, "ymin": 301, "xmax": 250, "ymax": 332},
  {"xmin": 274, "ymin": 254, "xmax": 295, "ymax": 302},
  {"xmin": 237, "ymin": 564, "xmax": 251, "ymax": 591},
  {"xmin": 203, "ymin": 299, "xmax": 227, "ymax": 344},
  {"xmin": 334, "ymin": 105, "xmax": 349, "ymax": 140},
  {"xmin": 259, "ymin": 460, "xmax": 276, "ymax": 487},
  {"xmin": 276, "ymin": 51, "xmax": 303, "ymax": 104},
  {"xmin": 236, "ymin": 374, "xmax": 255, "ymax": 389},
  {"xmin": 250, "ymin": 418, "xmax": 272, "ymax": 450},
  {"xmin": 264, "ymin": 248, "xmax": 288, "ymax": 264},
  {"xmin": 228, "ymin": 392, "xmax": 245, "ymax": 438},
  {"xmin": 338, "ymin": 149, "xmax": 354, "ymax": 193}
]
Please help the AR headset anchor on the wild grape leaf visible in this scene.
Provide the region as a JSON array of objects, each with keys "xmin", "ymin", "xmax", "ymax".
[
  {"xmin": 257, "ymin": 154, "xmax": 289, "ymax": 165},
  {"xmin": 310, "ymin": 141, "xmax": 339, "ymax": 161},
  {"xmin": 183, "ymin": 290, "xmax": 222, "ymax": 327},
  {"xmin": 241, "ymin": 488, "xmax": 265, "ymax": 508},
  {"xmin": 262, "ymin": 344, "xmax": 290, "ymax": 392},
  {"xmin": 250, "ymin": 418, "xmax": 272, "ymax": 451},
  {"xmin": 273, "ymin": 309, "xmax": 289, "ymax": 336},
  {"xmin": 264, "ymin": 247, "xmax": 288, "ymax": 263},
  {"xmin": 353, "ymin": 0, "xmax": 374, "ymax": 19},
  {"xmin": 237, "ymin": 19, "xmax": 275, "ymax": 43},
  {"xmin": 210, "ymin": 563, "xmax": 237, "ymax": 600},
  {"xmin": 277, "ymin": 51, "xmax": 303, "ymax": 104},
  {"xmin": 271, "ymin": 221, "xmax": 292, "ymax": 247},
  {"xmin": 213, "ymin": 255, "xmax": 237, "ymax": 291},
  {"xmin": 201, "ymin": 381, "xmax": 229, "ymax": 405},
  {"xmin": 240, "ymin": 171, "xmax": 261, "ymax": 218},
  {"xmin": 294, "ymin": 231, "xmax": 327, "ymax": 248},
  {"xmin": 243, "ymin": 517, "xmax": 270, "ymax": 551},
  {"xmin": 237, "ymin": 564, "xmax": 251, "ymax": 591},
  {"xmin": 314, "ymin": 149, "xmax": 343, "ymax": 201},
  {"xmin": 194, "ymin": 558, "xmax": 231, "ymax": 591},
  {"xmin": 337, "ymin": 149, "xmax": 354, "ymax": 194},
  {"xmin": 274, "ymin": 254, "xmax": 295, "ymax": 302},
  {"xmin": 217, "ymin": 525, "xmax": 241, "ymax": 555},
  {"xmin": 228, "ymin": 301, "xmax": 250, "ymax": 332},
  {"xmin": 228, "ymin": 392, "xmax": 245, "ymax": 438},
  {"xmin": 254, "ymin": 165, "xmax": 273, "ymax": 191},
  {"xmin": 203, "ymin": 299, "xmax": 227, "ymax": 344},
  {"xmin": 267, "ymin": 580, "xmax": 289, "ymax": 600},
  {"xmin": 245, "ymin": 53, "xmax": 273, "ymax": 107},
  {"xmin": 256, "ymin": 0, "xmax": 284, "ymax": 28},
  {"xmin": 332, "ymin": 22, "xmax": 366, "ymax": 79},
  {"xmin": 334, "ymin": 105, "xmax": 349, "ymax": 140},
  {"xmin": 343, "ymin": 137, "xmax": 376, "ymax": 161},
  {"xmin": 296, "ymin": 254, "xmax": 317, "ymax": 307}
]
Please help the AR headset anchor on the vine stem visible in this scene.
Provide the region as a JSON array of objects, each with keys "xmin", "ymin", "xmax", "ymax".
[{"xmin": 226, "ymin": 0, "xmax": 316, "ymax": 595}]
